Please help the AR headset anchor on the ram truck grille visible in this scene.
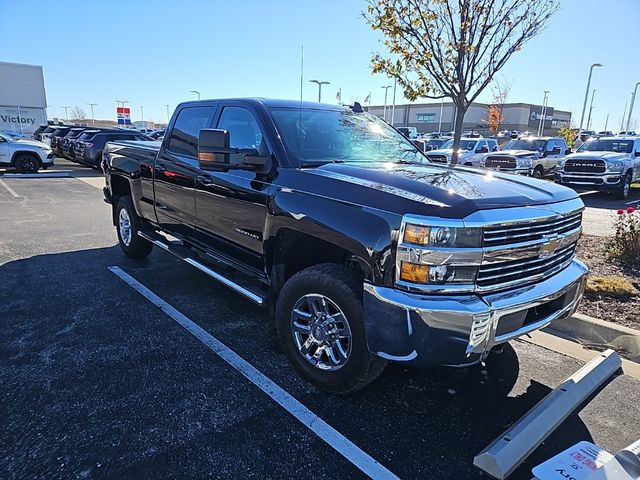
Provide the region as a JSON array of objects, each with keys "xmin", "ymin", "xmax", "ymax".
[
  {"xmin": 485, "ymin": 155, "xmax": 517, "ymax": 169},
  {"xmin": 427, "ymin": 154, "xmax": 448, "ymax": 163},
  {"xmin": 483, "ymin": 211, "xmax": 582, "ymax": 248},
  {"xmin": 563, "ymin": 159, "xmax": 606, "ymax": 173}
]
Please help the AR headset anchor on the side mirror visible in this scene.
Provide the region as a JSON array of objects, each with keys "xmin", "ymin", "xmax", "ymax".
[
  {"xmin": 635, "ymin": 151, "xmax": 640, "ymax": 157},
  {"xmin": 198, "ymin": 128, "xmax": 271, "ymax": 172},
  {"xmin": 565, "ymin": 148, "xmax": 572, "ymax": 155},
  {"xmin": 477, "ymin": 145, "xmax": 489, "ymax": 153}
]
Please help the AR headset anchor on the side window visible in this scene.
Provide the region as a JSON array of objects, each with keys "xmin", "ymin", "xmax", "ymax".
[
  {"xmin": 168, "ymin": 106, "xmax": 213, "ymax": 157},
  {"xmin": 216, "ymin": 106, "xmax": 263, "ymax": 150},
  {"xmin": 490, "ymin": 140, "xmax": 498, "ymax": 151},
  {"xmin": 475, "ymin": 140, "xmax": 486, "ymax": 152}
]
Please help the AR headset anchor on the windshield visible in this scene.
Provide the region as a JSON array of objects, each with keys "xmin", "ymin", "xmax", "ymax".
[
  {"xmin": 440, "ymin": 139, "xmax": 478, "ymax": 150},
  {"xmin": 269, "ymin": 108, "xmax": 427, "ymax": 165},
  {"xmin": 502, "ymin": 139, "xmax": 546, "ymax": 151},
  {"xmin": 577, "ymin": 139, "xmax": 634, "ymax": 154}
]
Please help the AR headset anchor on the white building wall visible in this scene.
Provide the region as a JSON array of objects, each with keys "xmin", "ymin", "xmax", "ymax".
[{"xmin": 0, "ymin": 61, "xmax": 48, "ymax": 134}]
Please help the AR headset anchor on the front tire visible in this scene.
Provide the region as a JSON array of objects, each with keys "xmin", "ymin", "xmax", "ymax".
[
  {"xmin": 617, "ymin": 173, "xmax": 632, "ymax": 200},
  {"xmin": 115, "ymin": 196, "xmax": 153, "ymax": 258},
  {"xmin": 532, "ymin": 166, "xmax": 544, "ymax": 179},
  {"xmin": 275, "ymin": 264, "xmax": 387, "ymax": 395},
  {"xmin": 14, "ymin": 154, "xmax": 40, "ymax": 173}
]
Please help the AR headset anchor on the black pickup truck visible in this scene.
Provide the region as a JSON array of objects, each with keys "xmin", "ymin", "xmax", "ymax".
[{"xmin": 103, "ymin": 98, "xmax": 588, "ymax": 394}]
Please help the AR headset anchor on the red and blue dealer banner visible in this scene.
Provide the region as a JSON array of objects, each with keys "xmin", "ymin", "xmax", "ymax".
[{"xmin": 116, "ymin": 107, "xmax": 131, "ymax": 125}]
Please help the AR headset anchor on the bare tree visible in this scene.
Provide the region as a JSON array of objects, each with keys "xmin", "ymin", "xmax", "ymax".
[
  {"xmin": 364, "ymin": 0, "xmax": 558, "ymax": 163},
  {"xmin": 70, "ymin": 106, "xmax": 88, "ymax": 122}
]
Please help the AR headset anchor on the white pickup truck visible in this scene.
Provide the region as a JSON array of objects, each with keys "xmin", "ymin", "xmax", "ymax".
[{"xmin": 0, "ymin": 132, "xmax": 54, "ymax": 173}]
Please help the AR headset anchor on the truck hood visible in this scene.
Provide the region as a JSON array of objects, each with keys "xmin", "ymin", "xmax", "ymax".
[
  {"xmin": 491, "ymin": 149, "xmax": 539, "ymax": 158},
  {"xmin": 566, "ymin": 151, "xmax": 628, "ymax": 161},
  {"xmin": 301, "ymin": 162, "xmax": 577, "ymax": 218}
]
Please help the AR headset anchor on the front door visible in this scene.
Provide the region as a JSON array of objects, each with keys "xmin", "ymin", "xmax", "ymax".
[
  {"xmin": 0, "ymin": 136, "xmax": 9, "ymax": 165},
  {"xmin": 154, "ymin": 105, "xmax": 215, "ymax": 239},
  {"xmin": 194, "ymin": 104, "xmax": 272, "ymax": 273}
]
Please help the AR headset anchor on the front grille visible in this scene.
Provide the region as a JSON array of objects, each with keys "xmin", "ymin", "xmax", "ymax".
[
  {"xmin": 485, "ymin": 155, "xmax": 517, "ymax": 169},
  {"xmin": 483, "ymin": 211, "xmax": 582, "ymax": 248},
  {"xmin": 564, "ymin": 159, "xmax": 606, "ymax": 173},
  {"xmin": 477, "ymin": 244, "xmax": 576, "ymax": 289},
  {"xmin": 427, "ymin": 154, "xmax": 448, "ymax": 163}
]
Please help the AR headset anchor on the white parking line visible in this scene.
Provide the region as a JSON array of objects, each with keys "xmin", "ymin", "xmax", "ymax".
[
  {"xmin": 108, "ymin": 266, "xmax": 399, "ymax": 480},
  {"xmin": 625, "ymin": 199, "xmax": 639, "ymax": 205},
  {"xmin": 0, "ymin": 179, "xmax": 20, "ymax": 198}
]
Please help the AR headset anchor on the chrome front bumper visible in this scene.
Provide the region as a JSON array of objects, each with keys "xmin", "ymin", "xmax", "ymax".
[{"xmin": 362, "ymin": 259, "xmax": 588, "ymax": 367}]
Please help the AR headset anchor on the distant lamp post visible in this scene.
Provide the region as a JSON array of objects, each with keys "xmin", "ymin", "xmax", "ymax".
[
  {"xmin": 625, "ymin": 82, "xmax": 640, "ymax": 131},
  {"xmin": 309, "ymin": 80, "xmax": 330, "ymax": 103},
  {"xmin": 189, "ymin": 90, "xmax": 201, "ymax": 100},
  {"xmin": 166, "ymin": 104, "xmax": 171, "ymax": 122},
  {"xmin": 381, "ymin": 85, "xmax": 393, "ymax": 121},
  {"xmin": 586, "ymin": 89, "xmax": 596, "ymax": 131},
  {"xmin": 537, "ymin": 90, "xmax": 549, "ymax": 136},
  {"xmin": 86, "ymin": 103, "xmax": 97, "ymax": 125},
  {"xmin": 140, "ymin": 105, "xmax": 144, "ymax": 122},
  {"xmin": 578, "ymin": 63, "xmax": 602, "ymax": 136},
  {"xmin": 61, "ymin": 106, "xmax": 71, "ymax": 121}
]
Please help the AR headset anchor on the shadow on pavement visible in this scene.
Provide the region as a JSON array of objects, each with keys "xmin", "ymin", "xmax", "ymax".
[{"xmin": 0, "ymin": 246, "xmax": 597, "ymax": 480}]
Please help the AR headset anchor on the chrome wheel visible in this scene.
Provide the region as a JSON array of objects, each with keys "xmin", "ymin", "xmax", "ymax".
[
  {"xmin": 118, "ymin": 207, "xmax": 132, "ymax": 246},
  {"xmin": 290, "ymin": 294, "xmax": 352, "ymax": 371}
]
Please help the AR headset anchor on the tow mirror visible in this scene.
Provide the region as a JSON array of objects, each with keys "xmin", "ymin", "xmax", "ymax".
[
  {"xmin": 548, "ymin": 146, "xmax": 561, "ymax": 155},
  {"xmin": 477, "ymin": 145, "xmax": 489, "ymax": 153},
  {"xmin": 198, "ymin": 128, "xmax": 271, "ymax": 172},
  {"xmin": 565, "ymin": 148, "xmax": 572, "ymax": 155},
  {"xmin": 635, "ymin": 151, "xmax": 640, "ymax": 157}
]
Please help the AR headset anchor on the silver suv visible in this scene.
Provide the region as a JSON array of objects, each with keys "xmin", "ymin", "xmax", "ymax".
[
  {"xmin": 0, "ymin": 132, "xmax": 54, "ymax": 173},
  {"xmin": 555, "ymin": 136, "xmax": 640, "ymax": 199},
  {"xmin": 480, "ymin": 137, "xmax": 569, "ymax": 178}
]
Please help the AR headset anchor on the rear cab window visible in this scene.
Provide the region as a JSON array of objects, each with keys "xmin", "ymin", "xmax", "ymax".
[{"xmin": 167, "ymin": 106, "xmax": 215, "ymax": 157}]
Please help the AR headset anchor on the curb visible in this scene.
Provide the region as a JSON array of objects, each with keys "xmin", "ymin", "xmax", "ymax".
[{"xmin": 544, "ymin": 312, "xmax": 640, "ymax": 363}]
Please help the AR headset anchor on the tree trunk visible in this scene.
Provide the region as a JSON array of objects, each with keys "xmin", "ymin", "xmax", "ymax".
[{"xmin": 450, "ymin": 102, "xmax": 467, "ymax": 165}]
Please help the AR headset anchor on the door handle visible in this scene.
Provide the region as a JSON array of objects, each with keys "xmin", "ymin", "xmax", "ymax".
[
  {"xmin": 154, "ymin": 165, "xmax": 166, "ymax": 173},
  {"xmin": 197, "ymin": 175, "xmax": 213, "ymax": 185}
]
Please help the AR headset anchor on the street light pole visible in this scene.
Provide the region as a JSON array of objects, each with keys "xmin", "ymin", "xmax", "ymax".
[
  {"xmin": 165, "ymin": 104, "xmax": 171, "ymax": 123},
  {"xmin": 189, "ymin": 90, "xmax": 201, "ymax": 100},
  {"xmin": 438, "ymin": 99, "xmax": 444, "ymax": 133},
  {"xmin": 61, "ymin": 106, "xmax": 71, "ymax": 121},
  {"xmin": 381, "ymin": 85, "xmax": 393, "ymax": 121},
  {"xmin": 309, "ymin": 80, "xmax": 330, "ymax": 102},
  {"xmin": 86, "ymin": 103, "xmax": 97, "ymax": 125},
  {"xmin": 586, "ymin": 89, "xmax": 596, "ymax": 131},
  {"xmin": 537, "ymin": 91, "xmax": 549, "ymax": 136},
  {"xmin": 578, "ymin": 63, "xmax": 602, "ymax": 136},
  {"xmin": 604, "ymin": 113, "xmax": 609, "ymax": 131},
  {"xmin": 140, "ymin": 105, "xmax": 144, "ymax": 123},
  {"xmin": 391, "ymin": 78, "xmax": 397, "ymax": 125},
  {"xmin": 625, "ymin": 82, "xmax": 640, "ymax": 131}
]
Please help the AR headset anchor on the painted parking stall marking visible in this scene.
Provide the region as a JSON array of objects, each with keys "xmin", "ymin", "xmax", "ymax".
[
  {"xmin": 0, "ymin": 178, "xmax": 20, "ymax": 197},
  {"xmin": 108, "ymin": 266, "xmax": 399, "ymax": 480}
]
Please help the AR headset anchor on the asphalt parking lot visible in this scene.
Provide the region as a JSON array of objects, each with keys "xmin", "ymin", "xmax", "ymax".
[{"xmin": 1, "ymin": 161, "xmax": 639, "ymax": 480}]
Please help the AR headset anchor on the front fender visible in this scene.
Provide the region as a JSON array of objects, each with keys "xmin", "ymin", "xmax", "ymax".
[{"xmin": 265, "ymin": 188, "xmax": 400, "ymax": 285}]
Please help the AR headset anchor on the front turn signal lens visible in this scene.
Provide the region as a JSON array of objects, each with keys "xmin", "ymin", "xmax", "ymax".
[
  {"xmin": 404, "ymin": 224, "xmax": 431, "ymax": 245},
  {"xmin": 400, "ymin": 262, "xmax": 429, "ymax": 283}
]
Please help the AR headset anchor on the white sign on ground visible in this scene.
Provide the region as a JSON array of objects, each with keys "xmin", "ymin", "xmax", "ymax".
[{"xmin": 533, "ymin": 441, "xmax": 613, "ymax": 479}]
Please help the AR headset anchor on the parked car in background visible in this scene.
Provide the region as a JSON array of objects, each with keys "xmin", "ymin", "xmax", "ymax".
[
  {"xmin": 397, "ymin": 126, "xmax": 418, "ymax": 139},
  {"xmin": 33, "ymin": 124, "xmax": 48, "ymax": 140},
  {"xmin": 598, "ymin": 131, "xmax": 614, "ymax": 137},
  {"xmin": 0, "ymin": 132, "xmax": 54, "ymax": 173},
  {"xmin": 425, "ymin": 137, "xmax": 498, "ymax": 165},
  {"xmin": 481, "ymin": 137, "xmax": 569, "ymax": 178},
  {"xmin": 618, "ymin": 130, "xmax": 637, "ymax": 136},
  {"xmin": 148, "ymin": 129, "xmax": 165, "ymax": 140},
  {"xmin": 50, "ymin": 126, "xmax": 82, "ymax": 155},
  {"xmin": 76, "ymin": 130, "xmax": 151, "ymax": 168},
  {"xmin": 61, "ymin": 127, "xmax": 91, "ymax": 159},
  {"xmin": 413, "ymin": 138, "xmax": 446, "ymax": 152},
  {"xmin": 40, "ymin": 125, "xmax": 63, "ymax": 145},
  {"xmin": 555, "ymin": 136, "xmax": 640, "ymax": 199}
]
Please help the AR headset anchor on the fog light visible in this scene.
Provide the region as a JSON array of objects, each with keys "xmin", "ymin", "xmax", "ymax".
[{"xmin": 400, "ymin": 262, "xmax": 429, "ymax": 283}]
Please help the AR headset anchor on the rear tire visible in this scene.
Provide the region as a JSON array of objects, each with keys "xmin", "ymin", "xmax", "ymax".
[
  {"xmin": 275, "ymin": 264, "xmax": 387, "ymax": 395},
  {"xmin": 617, "ymin": 173, "xmax": 632, "ymax": 200},
  {"xmin": 14, "ymin": 154, "xmax": 40, "ymax": 173},
  {"xmin": 115, "ymin": 196, "xmax": 153, "ymax": 258}
]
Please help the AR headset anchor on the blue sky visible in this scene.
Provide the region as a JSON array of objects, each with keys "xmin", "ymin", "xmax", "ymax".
[{"xmin": 1, "ymin": 0, "xmax": 638, "ymax": 129}]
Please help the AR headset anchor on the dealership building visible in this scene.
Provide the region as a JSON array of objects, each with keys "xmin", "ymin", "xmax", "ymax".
[
  {"xmin": 368, "ymin": 101, "xmax": 571, "ymax": 135},
  {"xmin": 0, "ymin": 61, "xmax": 48, "ymax": 135}
]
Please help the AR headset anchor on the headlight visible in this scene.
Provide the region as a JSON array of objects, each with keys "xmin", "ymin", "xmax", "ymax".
[
  {"xmin": 516, "ymin": 157, "xmax": 533, "ymax": 167},
  {"xmin": 399, "ymin": 262, "xmax": 477, "ymax": 285},
  {"xmin": 403, "ymin": 224, "xmax": 481, "ymax": 248},
  {"xmin": 608, "ymin": 161, "xmax": 623, "ymax": 173}
]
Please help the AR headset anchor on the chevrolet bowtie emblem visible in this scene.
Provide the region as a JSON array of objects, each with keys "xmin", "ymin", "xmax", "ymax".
[{"xmin": 539, "ymin": 235, "xmax": 560, "ymax": 257}]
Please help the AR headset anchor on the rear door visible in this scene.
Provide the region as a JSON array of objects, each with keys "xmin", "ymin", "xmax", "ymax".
[{"xmin": 153, "ymin": 104, "xmax": 216, "ymax": 239}]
